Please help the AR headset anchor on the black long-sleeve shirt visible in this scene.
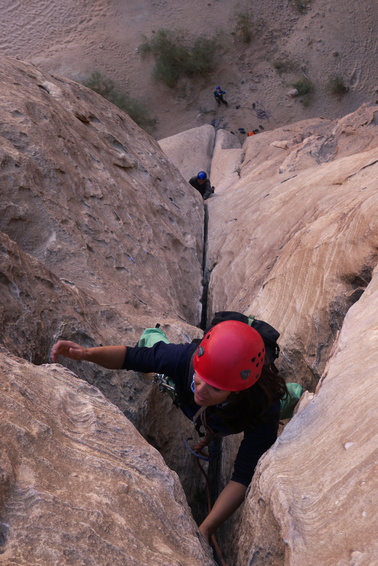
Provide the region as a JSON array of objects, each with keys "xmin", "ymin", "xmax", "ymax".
[
  {"xmin": 123, "ymin": 341, "xmax": 279, "ymax": 486},
  {"xmin": 189, "ymin": 176, "xmax": 213, "ymax": 199}
]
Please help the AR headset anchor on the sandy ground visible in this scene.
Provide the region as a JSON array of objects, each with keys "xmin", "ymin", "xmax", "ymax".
[{"xmin": 1, "ymin": 0, "xmax": 377, "ymax": 140}]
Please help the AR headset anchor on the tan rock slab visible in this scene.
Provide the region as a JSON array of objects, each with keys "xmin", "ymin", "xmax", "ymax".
[
  {"xmin": 236, "ymin": 265, "xmax": 378, "ymax": 566},
  {"xmin": 0, "ymin": 353, "xmax": 215, "ymax": 565},
  {"xmin": 158, "ymin": 124, "xmax": 216, "ymax": 186}
]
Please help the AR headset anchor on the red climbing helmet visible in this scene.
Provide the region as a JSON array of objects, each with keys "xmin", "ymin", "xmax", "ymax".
[{"xmin": 193, "ymin": 320, "xmax": 265, "ymax": 391}]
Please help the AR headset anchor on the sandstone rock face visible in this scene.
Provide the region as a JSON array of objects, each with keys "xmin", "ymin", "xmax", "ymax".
[
  {"xmin": 0, "ymin": 55, "xmax": 204, "ymax": 327},
  {"xmin": 206, "ymin": 106, "xmax": 378, "ymax": 389},
  {"xmin": 158, "ymin": 125, "xmax": 243, "ymax": 194},
  {"xmin": 206, "ymin": 129, "xmax": 243, "ymax": 194},
  {"xmin": 158, "ymin": 124, "xmax": 216, "ymax": 187},
  {"xmin": 0, "ymin": 231, "xmax": 206, "ymax": 521},
  {"xmin": 0, "ymin": 228, "xmax": 201, "ymax": 411},
  {"xmin": 1, "ymin": 52, "xmax": 378, "ymax": 566},
  {"xmin": 156, "ymin": 104, "xmax": 378, "ymax": 564},
  {"xmin": 0, "ymin": 54, "xmax": 207, "ymax": 532},
  {"xmin": 0, "ymin": 353, "xmax": 214, "ymax": 565},
  {"xmin": 235, "ymin": 265, "xmax": 378, "ymax": 566}
]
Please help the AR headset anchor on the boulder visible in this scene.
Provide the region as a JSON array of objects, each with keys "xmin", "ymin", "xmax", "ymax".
[
  {"xmin": 235, "ymin": 265, "xmax": 378, "ymax": 566},
  {"xmin": 0, "ymin": 55, "xmax": 204, "ymax": 327},
  {"xmin": 206, "ymin": 106, "xmax": 378, "ymax": 388},
  {"xmin": 0, "ymin": 352, "xmax": 215, "ymax": 565},
  {"xmin": 287, "ymin": 88, "xmax": 299, "ymax": 98},
  {"xmin": 1, "ymin": 53, "xmax": 377, "ymax": 565},
  {"xmin": 158, "ymin": 124, "xmax": 216, "ymax": 186}
]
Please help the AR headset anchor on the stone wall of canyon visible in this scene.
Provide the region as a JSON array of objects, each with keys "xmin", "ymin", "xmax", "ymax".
[{"xmin": 1, "ymin": 55, "xmax": 377, "ymax": 565}]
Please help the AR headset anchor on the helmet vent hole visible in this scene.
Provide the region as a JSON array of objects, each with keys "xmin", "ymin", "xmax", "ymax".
[{"xmin": 251, "ymin": 357, "xmax": 256, "ymax": 362}]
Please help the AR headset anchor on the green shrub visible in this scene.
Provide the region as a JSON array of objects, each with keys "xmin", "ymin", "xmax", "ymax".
[
  {"xmin": 83, "ymin": 72, "xmax": 156, "ymax": 133},
  {"xmin": 273, "ymin": 58, "xmax": 294, "ymax": 75},
  {"xmin": 300, "ymin": 93, "xmax": 312, "ymax": 107},
  {"xmin": 289, "ymin": 0, "xmax": 312, "ymax": 14},
  {"xmin": 83, "ymin": 71, "xmax": 113, "ymax": 98},
  {"xmin": 327, "ymin": 74, "xmax": 349, "ymax": 97},
  {"xmin": 189, "ymin": 36, "xmax": 220, "ymax": 74},
  {"xmin": 235, "ymin": 10, "xmax": 253, "ymax": 44},
  {"xmin": 292, "ymin": 77, "xmax": 313, "ymax": 96},
  {"xmin": 139, "ymin": 28, "xmax": 220, "ymax": 87},
  {"xmin": 291, "ymin": 76, "xmax": 314, "ymax": 106}
]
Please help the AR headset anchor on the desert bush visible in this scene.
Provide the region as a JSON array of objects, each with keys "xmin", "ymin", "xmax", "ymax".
[
  {"xmin": 300, "ymin": 93, "xmax": 312, "ymax": 107},
  {"xmin": 234, "ymin": 9, "xmax": 254, "ymax": 44},
  {"xmin": 83, "ymin": 72, "xmax": 156, "ymax": 132},
  {"xmin": 292, "ymin": 76, "xmax": 314, "ymax": 106},
  {"xmin": 327, "ymin": 74, "xmax": 349, "ymax": 97},
  {"xmin": 273, "ymin": 58, "xmax": 294, "ymax": 75},
  {"xmin": 292, "ymin": 76, "xmax": 313, "ymax": 96},
  {"xmin": 189, "ymin": 36, "xmax": 220, "ymax": 74},
  {"xmin": 83, "ymin": 71, "xmax": 114, "ymax": 98},
  {"xmin": 289, "ymin": 0, "xmax": 312, "ymax": 14},
  {"xmin": 139, "ymin": 28, "xmax": 220, "ymax": 87}
]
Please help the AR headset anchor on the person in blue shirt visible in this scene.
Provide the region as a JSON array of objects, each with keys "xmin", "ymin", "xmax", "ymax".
[
  {"xmin": 214, "ymin": 86, "xmax": 228, "ymax": 107},
  {"xmin": 51, "ymin": 320, "xmax": 287, "ymax": 543}
]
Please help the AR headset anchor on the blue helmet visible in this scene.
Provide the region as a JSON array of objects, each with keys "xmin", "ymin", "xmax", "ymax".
[{"xmin": 197, "ymin": 171, "xmax": 207, "ymax": 180}]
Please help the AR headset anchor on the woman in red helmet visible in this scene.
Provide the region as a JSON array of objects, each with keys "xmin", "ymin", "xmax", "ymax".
[{"xmin": 51, "ymin": 320, "xmax": 287, "ymax": 542}]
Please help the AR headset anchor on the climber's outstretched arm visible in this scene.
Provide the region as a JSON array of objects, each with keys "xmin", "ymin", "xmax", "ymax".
[{"xmin": 51, "ymin": 340, "xmax": 126, "ymax": 369}]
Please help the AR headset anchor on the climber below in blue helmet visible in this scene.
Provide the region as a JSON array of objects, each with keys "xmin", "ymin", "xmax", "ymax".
[{"xmin": 188, "ymin": 170, "xmax": 214, "ymax": 200}]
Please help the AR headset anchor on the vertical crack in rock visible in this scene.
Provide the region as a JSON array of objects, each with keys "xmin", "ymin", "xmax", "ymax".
[
  {"xmin": 200, "ymin": 203, "xmax": 210, "ymax": 330},
  {"xmin": 200, "ymin": 129, "xmax": 218, "ymax": 330},
  {"xmin": 198, "ymin": 201, "xmax": 226, "ymax": 551}
]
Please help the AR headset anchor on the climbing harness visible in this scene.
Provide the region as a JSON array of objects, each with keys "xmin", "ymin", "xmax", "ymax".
[{"xmin": 152, "ymin": 373, "xmax": 178, "ymax": 402}]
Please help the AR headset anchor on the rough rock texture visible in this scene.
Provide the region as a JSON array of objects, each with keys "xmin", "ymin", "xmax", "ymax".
[
  {"xmin": 235, "ymin": 265, "xmax": 378, "ymax": 566},
  {"xmin": 0, "ymin": 54, "xmax": 208, "ymax": 542},
  {"xmin": 0, "ymin": 55, "xmax": 204, "ymax": 326},
  {"xmin": 158, "ymin": 125, "xmax": 243, "ymax": 194},
  {"xmin": 206, "ymin": 105, "xmax": 378, "ymax": 389},
  {"xmin": 158, "ymin": 124, "xmax": 215, "ymax": 185},
  {"xmin": 0, "ymin": 231, "xmax": 206, "ymax": 517},
  {"xmin": 0, "ymin": 352, "xmax": 215, "ymax": 565},
  {"xmin": 1, "ymin": 53, "xmax": 378, "ymax": 566},
  {"xmin": 157, "ymin": 104, "xmax": 378, "ymax": 564}
]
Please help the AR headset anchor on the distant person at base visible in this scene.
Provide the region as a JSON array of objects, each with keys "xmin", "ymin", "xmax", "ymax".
[
  {"xmin": 189, "ymin": 171, "xmax": 214, "ymax": 200},
  {"xmin": 214, "ymin": 86, "xmax": 228, "ymax": 107}
]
